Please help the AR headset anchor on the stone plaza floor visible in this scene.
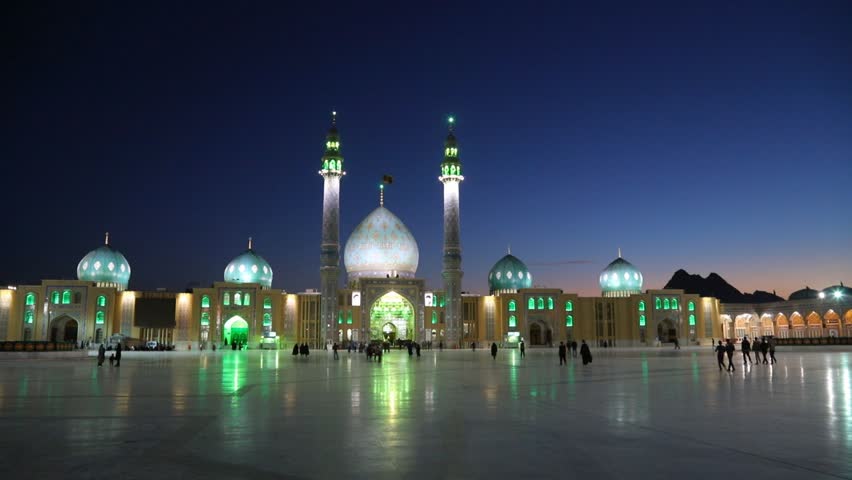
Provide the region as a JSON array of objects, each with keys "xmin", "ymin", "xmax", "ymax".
[{"xmin": 1, "ymin": 346, "xmax": 852, "ymax": 479}]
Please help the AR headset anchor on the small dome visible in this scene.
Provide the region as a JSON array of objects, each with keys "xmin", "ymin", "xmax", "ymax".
[
  {"xmin": 344, "ymin": 206, "xmax": 419, "ymax": 280},
  {"xmin": 821, "ymin": 284, "xmax": 852, "ymax": 300},
  {"xmin": 77, "ymin": 233, "xmax": 131, "ymax": 291},
  {"xmin": 224, "ymin": 239, "xmax": 273, "ymax": 288},
  {"xmin": 789, "ymin": 286, "xmax": 819, "ymax": 301},
  {"xmin": 488, "ymin": 253, "xmax": 532, "ymax": 294},
  {"xmin": 600, "ymin": 254, "xmax": 643, "ymax": 297}
]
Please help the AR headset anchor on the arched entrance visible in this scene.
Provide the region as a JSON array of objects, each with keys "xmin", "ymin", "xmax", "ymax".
[
  {"xmin": 530, "ymin": 323, "xmax": 542, "ymax": 345},
  {"xmin": 50, "ymin": 315, "xmax": 79, "ymax": 343},
  {"xmin": 369, "ymin": 291, "xmax": 414, "ymax": 341},
  {"xmin": 382, "ymin": 322, "xmax": 397, "ymax": 342},
  {"xmin": 223, "ymin": 315, "xmax": 249, "ymax": 347},
  {"xmin": 657, "ymin": 318, "xmax": 677, "ymax": 343}
]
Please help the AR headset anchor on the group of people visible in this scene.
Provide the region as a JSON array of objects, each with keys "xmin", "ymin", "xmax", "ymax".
[
  {"xmin": 96, "ymin": 342, "xmax": 121, "ymax": 367},
  {"xmin": 715, "ymin": 336, "xmax": 777, "ymax": 371},
  {"xmin": 292, "ymin": 343, "xmax": 311, "ymax": 357},
  {"xmin": 558, "ymin": 340, "xmax": 592, "ymax": 365}
]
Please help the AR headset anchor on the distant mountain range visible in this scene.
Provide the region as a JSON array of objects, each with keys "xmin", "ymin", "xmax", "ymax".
[{"xmin": 664, "ymin": 269, "xmax": 784, "ymax": 304}]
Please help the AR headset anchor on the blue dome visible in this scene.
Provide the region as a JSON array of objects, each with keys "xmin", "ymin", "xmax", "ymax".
[
  {"xmin": 77, "ymin": 234, "xmax": 131, "ymax": 291},
  {"xmin": 599, "ymin": 255, "xmax": 643, "ymax": 297},
  {"xmin": 488, "ymin": 253, "xmax": 533, "ymax": 294},
  {"xmin": 224, "ymin": 240, "xmax": 273, "ymax": 288},
  {"xmin": 344, "ymin": 206, "xmax": 419, "ymax": 280}
]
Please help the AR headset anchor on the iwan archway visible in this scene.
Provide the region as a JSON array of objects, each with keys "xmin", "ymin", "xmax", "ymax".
[
  {"xmin": 370, "ymin": 291, "xmax": 414, "ymax": 341},
  {"xmin": 224, "ymin": 315, "xmax": 249, "ymax": 347}
]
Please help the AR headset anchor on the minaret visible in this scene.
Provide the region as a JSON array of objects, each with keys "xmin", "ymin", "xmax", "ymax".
[
  {"xmin": 319, "ymin": 111, "xmax": 345, "ymax": 347},
  {"xmin": 439, "ymin": 116, "xmax": 464, "ymax": 348}
]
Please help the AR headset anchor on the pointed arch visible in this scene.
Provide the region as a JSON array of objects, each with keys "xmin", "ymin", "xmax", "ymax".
[
  {"xmin": 97, "ymin": 295, "xmax": 107, "ymax": 307},
  {"xmin": 25, "ymin": 293, "xmax": 36, "ymax": 306},
  {"xmin": 528, "ymin": 298, "xmax": 535, "ymax": 310},
  {"xmin": 508, "ymin": 299, "xmax": 516, "ymax": 312},
  {"xmin": 760, "ymin": 314, "xmax": 774, "ymax": 336},
  {"xmin": 51, "ymin": 291, "xmax": 60, "ymax": 304},
  {"xmin": 201, "ymin": 295, "xmax": 210, "ymax": 308},
  {"xmin": 223, "ymin": 292, "xmax": 230, "ymax": 306},
  {"xmin": 537, "ymin": 297, "xmax": 544, "ymax": 309},
  {"xmin": 263, "ymin": 297, "xmax": 272, "ymax": 309},
  {"xmin": 638, "ymin": 300, "xmax": 645, "ymax": 312},
  {"xmin": 62, "ymin": 290, "xmax": 72, "ymax": 304},
  {"xmin": 234, "ymin": 292, "xmax": 242, "ymax": 306},
  {"xmin": 96, "ymin": 311, "xmax": 105, "ymax": 324},
  {"xmin": 663, "ymin": 298, "xmax": 670, "ymax": 310},
  {"xmin": 566, "ymin": 300, "xmax": 574, "ymax": 312},
  {"xmin": 508, "ymin": 315, "xmax": 517, "ymax": 328},
  {"xmin": 547, "ymin": 297, "xmax": 554, "ymax": 310}
]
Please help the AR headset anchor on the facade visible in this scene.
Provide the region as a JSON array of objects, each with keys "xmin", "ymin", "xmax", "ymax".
[{"xmin": 1, "ymin": 117, "xmax": 848, "ymax": 350}]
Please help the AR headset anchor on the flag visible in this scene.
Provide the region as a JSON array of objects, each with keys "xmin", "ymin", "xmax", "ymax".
[{"xmin": 382, "ymin": 175, "xmax": 393, "ymax": 185}]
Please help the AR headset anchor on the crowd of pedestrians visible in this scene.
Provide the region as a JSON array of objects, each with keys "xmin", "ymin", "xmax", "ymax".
[{"xmin": 716, "ymin": 336, "xmax": 777, "ymax": 371}]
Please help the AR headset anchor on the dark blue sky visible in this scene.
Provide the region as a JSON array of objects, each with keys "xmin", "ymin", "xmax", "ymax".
[{"xmin": 3, "ymin": 1, "xmax": 851, "ymax": 297}]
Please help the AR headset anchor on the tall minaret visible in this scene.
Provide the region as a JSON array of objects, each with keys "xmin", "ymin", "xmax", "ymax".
[
  {"xmin": 319, "ymin": 111, "xmax": 345, "ymax": 347},
  {"xmin": 439, "ymin": 116, "xmax": 464, "ymax": 348}
]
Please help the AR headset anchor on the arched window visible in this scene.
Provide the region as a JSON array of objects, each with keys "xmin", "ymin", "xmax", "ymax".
[
  {"xmin": 508, "ymin": 315, "xmax": 517, "ymax": 328},
  {"xmin": 688, "ymin": 301, "xmax": 695, "ymax": 312},
  {"xmin": 565, "ymin": 315, "xmax": 573, "ymax": 327},
  {"xmin": 431, "ymin": 311, "xmax": 437, "ymax": 324},
  {"xmin": 565, "ymin": 300, "xmax": 573, "ymax": 312},
  {"xmin": 234, "ymin": 292, "xmax": 242, "ymax": 306},
  {"xmin": 671, "ymin": 298, "xmax": 678, "ymax": 309},
  {"xmin": 201, "ymin": 312, "xmax": 210, "ymax": 325},
  {"xmin": 62, "ymin": 290, "xmax": 72, "ymax": 304},
  {"xmin": 689, "ymin": 314, "xmax": 696, "ymax": 326},
  {"xmin": 223, "ymin": 293, "xmax": 230, "ymax": 306},
  {"xmin": 51, "ymin": 291, "xmax": 60, "ymax": 304},
  {"xmin": 663, "ymin": 298, "xmax": 670, "ymax": 310},
  {"xmin": 655, "ymin": 297, "xmax": 661, "ymax": 309},
  {"xmin": 95, "ymin": 328, "xmax": 103, "ymax": 343},
  {"xmin": 263, "ymin": 297, "xmax": 272, "ymax": 309},
  {"xmin": 528, "ymin": 298, "xmax": 535, "ymax": 310},
  {"xmin": 263, "ymin": 313, "xmax": 272, "ymax": 326},
  {"xmin": 24, "ymin": 311, "xmax": 33, "ymax": 324},
  {"xmin": 201, "ymin": 295, "xmax": 210, "ymax": 308},
  {"xmin": 639, "ymin": 314, "xmax": 646, "ymax": 326},
  {"xmin": 547, "ymin": 297, "xmax": 554, "ymax": 310},
  {"xmin": 97, "ymin": 295, "xmax": 107, "ymax": 307},
  {"xmin": 508, "ymin": 300, "xmax": 516, "ymax": 312},
  {"xmin": 338, "ymin": 311, "xmax": 343, "ymax": 324},
  {"xmin": 537, "ymin": 297, "xmax": 544, "ymax": 309},
  {"xmin": 244, "ymin": 293, "xmax": 250, "ymax": 306},
  {"xmin": 25, "ymin": 293, "xmax": 36, "ymax": 306},
  {"xmin": 638, "ymin": 300, "xmax": 645, "ymax": 312},
  {"xmin": 347, "ymin": 311, "xmax": 353, "ymax": 324},
  {"xmin": 96, "ymin": 311, "xmax": 105, "ymax": 324}
]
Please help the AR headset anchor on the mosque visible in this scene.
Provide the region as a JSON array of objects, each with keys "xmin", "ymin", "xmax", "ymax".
[{"xmin": 1, "ymin": 116, "xmax": 850, "ymax": 351}]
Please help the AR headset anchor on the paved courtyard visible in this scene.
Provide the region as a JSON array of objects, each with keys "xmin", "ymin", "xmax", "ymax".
[{"xmin": 1, "ymin": 346, "xmax": 851, "ymax": 479}]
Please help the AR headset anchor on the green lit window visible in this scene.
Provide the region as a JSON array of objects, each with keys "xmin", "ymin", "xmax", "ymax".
[
  {"xmin": 223, "ymin": 293, "xmax": 230, "ymax": 306},
  {"xmin": 25, "ymin": 293, "xmax": 36, "ymax": 306},
  {"xmin": 547, "ymin": 297, "xmax": 554, "ymax": 310},
  {"xmin": 639, "ymin": 314, "xmax": 646, "ymax": 327},
  {"xmin": 263, "ymin": 313, "xmax": 272, "ymax": 326},
  {"xmin": 439, "ymin": 296, "xmax": 446, "ymax": 308},
  {"xmin": 663, "ymin": 298, "xmax": 670, "ymax": 310},
  {"xmin": 508, "ymin": 300, "xmax": 516, "ymax": 312},
  {"xmin": 52, "ymin": 291, "xmax": 60, "ymax": 304},
  {"xmin": 431, "ymin": 311, "xmax": 437, "ymax": 324},
  {"xmin": 347, "ymin": 311, "xmax": 352, "ymax": 324},
  {"xmin": 688, "ymin": 301, "xmax": 695, "ymax": 312},
  {"xmin": 565, "ymin": 315, "xmax": 573, "ymax": 327},
  {"xmin": 244, "ymin": 293, "xmax": 250, "ymax": 306},
  {"xmin": 234, "ymin": 292, "xmax": 242, "ymax": 306},
  {"xmin": 565, "ymin": 300, "xmax": 573, "ymax": 312},
  {"xmin": 323, "ymin": 159, "xmax": 329, "ymax": 170},
  {"xmin": 671, "ymin": 298, "xmax": 678, "ymax": 309},
  {"xmin": 24, "ymin": 311, "xmax": 34, "ymax": 324},
  {"xmin": 338, "ymin": 311, "xmax": 343, "ymax": 324},
  {"xmin": 528, "ymin": 298, "xmax": 535, "ymax": 310},
  {"xmin": 97, "ymin": 295, "xmax": 106, "ymax": 307},
  {"xmin": 201, "ymin": 312, "xmax": 210, "ymax": 325},
  {"xmin": 508, "ymin": 315, "xmax": 517, "ymax": 328},
  {"xmin": 96, "ymin": 311, "xmax": 105, "ymax": 324},
  {"xmin": 201, "ymin": 295, "xmax": 210, "ymax": 308},
  {"xmin": 263, "ymin": 297, "xmax": 272, "ymax": 309},
  {"xmin": 689, "ymin": 314, "xmax": 696, "ymax": 326},
  {"xmin": 537, "ymin": 297, "xmax": 544, "ymax": 309},
  {"xmin": 638, "ymin": 300, "xmax": 645, "ymax": 312},
  {"xmin": 62, "ymin": 290, "xmax": 71, "ymax": 304},
  {"xmin": 655, "ymin": 297, "xmax": 661, "ymax": 309}
]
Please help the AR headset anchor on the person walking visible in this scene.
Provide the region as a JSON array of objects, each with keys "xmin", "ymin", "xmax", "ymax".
[
  {"xmin": 558, "ymin": 341, "xmax": 567, "ymax": 365},
  {"xmin": 97, "ymin": 344, "xmax": 106, "ymax": 366},
  {"xmin": 715, "ymin": 340, "xmax": 726, "ymax": 371},
  {"xmin": 580, "ymin": 340, "xmax": 593, "ymax": 365},
  {"xmin": 752, "ymin": 337, "xmax": 761, "ymax": 365},
  {"xmin": 491, "ymin": 342, "xmax": 498, "ymax": 360},
  {"xmin": 407, "ymin": 342, "xmax": 414, "ymax": 356},
  {"xmin": 415, "ymin": 342, "xmax": 421, "ymax": 357},
  {"xmin": 571, "ymin": 340, "xmax": 578, "ymax": 358},
  {"xmin": 768, "ymin": 337, "xmax": 777, "ymax": 364},
  {"xmin": 332, "ymin": 342, "xmax": 339, "ymax": 360},
  {"xmin": 673, "ymin": 337, "xmax": 681, "ymax": 350},
  {"xmin": 519, "ymin": 340, "xmax": 526, "ymax": 358},
  {"xmin": 114, "ymin": 342, "xmax": 122, "ymax": 367},
  {"xmin": 741, "ymin": 336, "xmax": 752, "ymax": 365},
  {"xmin": 760, "ymin": 338, "xmax": 769, "ymax": 364},
  {"xmin": 724, "ymin": 339, "xmax": 735, "ymax": 372}
]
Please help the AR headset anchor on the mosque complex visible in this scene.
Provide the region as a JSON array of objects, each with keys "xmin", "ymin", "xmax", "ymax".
[{"xmin": 1, "ymin": 115, "xmax": 850, "ymax": 351}]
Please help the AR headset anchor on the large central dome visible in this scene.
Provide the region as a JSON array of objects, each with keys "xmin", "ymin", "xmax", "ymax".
[{"xmin": 344, "ymin": 206, "xmax": 419, "ymax": 280}]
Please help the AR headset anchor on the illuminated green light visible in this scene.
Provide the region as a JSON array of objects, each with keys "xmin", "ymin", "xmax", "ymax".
[
  {"xmin": 638, "ymin": 300, "xmax": 645, "ymax": 312},
  {"xmin": 689, "ymin": 314, "xmax": 696, "ymax": 326},
  {"xmin": 565, "ymin": 300, "xmax": 573, "ymax": 312},
  {"xmin": 639, "ymin": 314, "xmax": 646, "ymax": 327},
  {"xmin": 96, "ymin": 311, "xmax": 105, "ymax": 324},
  {"xmin": 508, "ymin": 315, "xmax": 517, "ymax": 328},
  {"xmin": 565, "ymin": 315, "xmax": 573, "ymax": 327},
  {"xmin": 508, "ymin": 299, "xmax": 516, "ymax": 312},
  {"xmin": 448, "ymin": 116, "xmax": 454, "ymax": 124}
]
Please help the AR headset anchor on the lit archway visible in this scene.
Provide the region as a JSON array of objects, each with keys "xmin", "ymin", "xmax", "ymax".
[
  {"xmin": 224, "ymin": 315, "xmax": 249, "ymax": 346},
  {"xmin": 760, "ymin": 314, "xmax": 774, "ymax": 337},
  {"xmin": 807, "ymin": 311, "xmax": 822, "ymax": 338},
  {"xmin": 369, "ymin": 291, "xmax": 414, "ymax": 341},
  {"xmin": 825, "ymin": 310, "xmax": 841, "ymax": 337},
  {"xmin": 844, "ymin": 310, "xmax": 852, "ymax": 336},
  {"xmin": 50, "ymin": 315, "xmax": 79, "ymax": 343},
  {"xmin": 775, "ymin": 313, "xmax": 788, "ymax": 338}
]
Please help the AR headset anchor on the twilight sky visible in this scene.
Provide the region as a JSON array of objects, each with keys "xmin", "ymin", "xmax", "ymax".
[{"xmin": 2, "ymin": 1, "xmax": 851, "ymax": 298}]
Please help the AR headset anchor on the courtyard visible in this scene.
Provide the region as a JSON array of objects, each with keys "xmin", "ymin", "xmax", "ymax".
[{"xmin": 1, "ymin": 346, "xmax": 851, "ymax": 479}]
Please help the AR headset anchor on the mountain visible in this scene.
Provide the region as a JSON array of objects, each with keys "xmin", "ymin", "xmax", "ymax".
[{"xmin": 663, "ymin": 269, "xmax": 783, "ymax": 304}]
